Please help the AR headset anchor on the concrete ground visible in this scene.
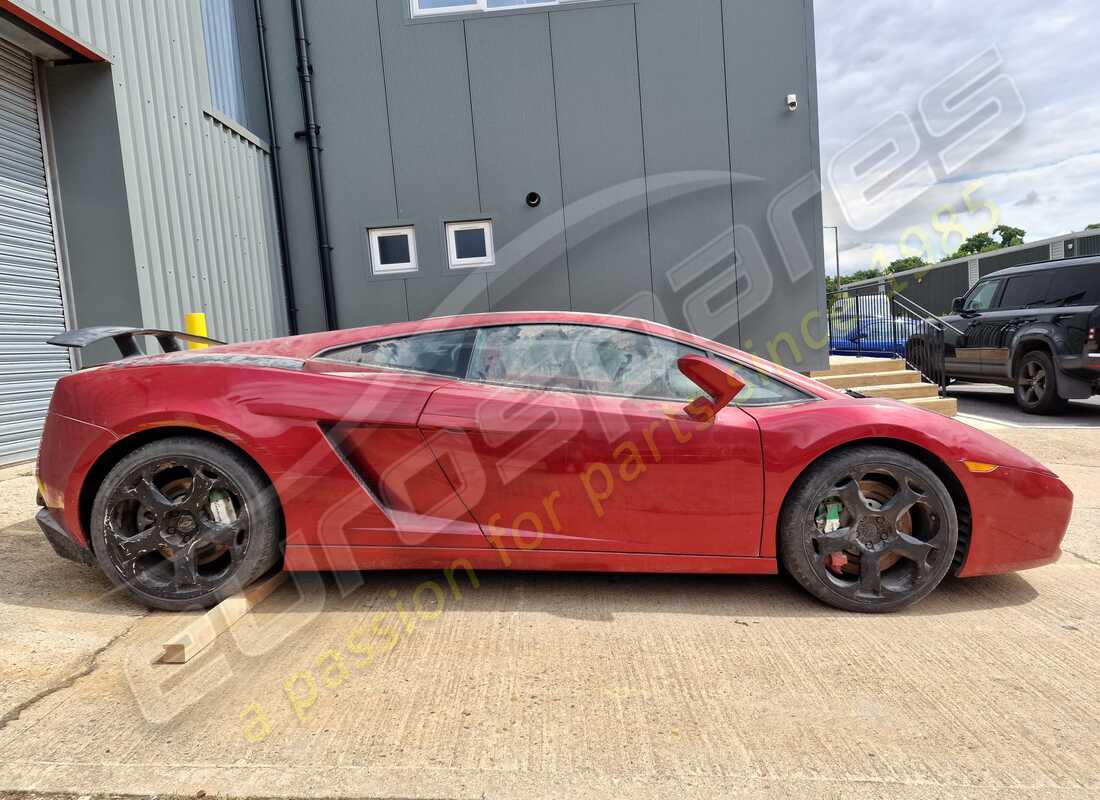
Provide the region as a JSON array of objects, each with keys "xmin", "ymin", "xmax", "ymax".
[
  {"xmin": 0, "ymin": 425, "xmax": 1097, "ymax": 800},
  {"xmin": 950, "ymin": 383, "xmax": 1100, "ymax": 428}
]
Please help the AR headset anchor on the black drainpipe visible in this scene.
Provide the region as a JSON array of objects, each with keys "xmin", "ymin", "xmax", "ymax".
[
  {"xmin": 253, "ymin": 0, "xmax": 299, "ymax": 335},
  {"xmin": 290, "ymin": 0, "xmax": 339, "ymax": 330}
]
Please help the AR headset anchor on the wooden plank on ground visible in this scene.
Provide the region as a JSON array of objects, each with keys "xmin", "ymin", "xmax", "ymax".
[{"xmin": 159, "ymin": 571, "xmax": 288, "ymax": 664}]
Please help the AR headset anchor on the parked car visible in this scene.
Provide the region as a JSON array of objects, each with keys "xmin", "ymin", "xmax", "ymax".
[
  {"xmin": 36, "ymin": 312, "xmax": 1071, "ymax": 614},
  {"xmin": 907, "ymin": 257, "xmax": 1100, "ymax": 414},
  {"xmin": 830, "ymin": 316, "xmax": 925, "ymax": 358}
]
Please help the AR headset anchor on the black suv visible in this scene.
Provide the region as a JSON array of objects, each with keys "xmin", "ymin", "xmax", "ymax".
[{"xmin": 935, "ymin": 257, "xmax": 1100, "ymax": 414}]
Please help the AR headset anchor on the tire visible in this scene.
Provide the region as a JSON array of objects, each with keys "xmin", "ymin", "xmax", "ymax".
[
  {"xmin": 778, "ymin": 446, "xmax": 958, "ymax": 614},
  {"xmin": 90, "ymin": 436, "xmax": 282, "ymax": 611},
  {"xmin": 1014, "ymin": 350, "xmax": 1069, "ymax": 415}
]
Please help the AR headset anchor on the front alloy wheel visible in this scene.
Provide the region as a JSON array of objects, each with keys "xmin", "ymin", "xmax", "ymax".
[{"xmin": 779, "ymin": 446, "xmax": 959, "ymax": 613}]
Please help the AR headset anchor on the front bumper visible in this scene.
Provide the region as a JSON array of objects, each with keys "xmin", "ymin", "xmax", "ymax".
[
  {"xmin": 36, "ymin": 507, "xmax": 95, "ymax": 567},
  {"xmin": 957, "ymin": 465, "xmax": 1073, "ymax": 577}
]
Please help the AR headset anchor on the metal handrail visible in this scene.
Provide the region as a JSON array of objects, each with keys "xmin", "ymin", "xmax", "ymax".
[
  {"xmin": 826, "ymin": 287, "xmax": 951, "ymax": 394},
  {"xmin": 889, "ymin": 293, "xmax": 965, "ymax": 336}
]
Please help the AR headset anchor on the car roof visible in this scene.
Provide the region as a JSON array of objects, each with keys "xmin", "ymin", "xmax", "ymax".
[{"xmin": 982, "ymin": 255, "xmax": 1100, "ymax": 281}]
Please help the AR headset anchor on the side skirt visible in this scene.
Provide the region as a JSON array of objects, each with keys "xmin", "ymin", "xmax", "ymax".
[{"xmin": 284, "ymin": 545, "xmax": 778, "ymax": 575}]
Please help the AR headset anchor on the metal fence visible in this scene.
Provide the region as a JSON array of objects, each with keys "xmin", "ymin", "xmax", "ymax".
[{"xmin": 827, "ymin": 286, "xmax": 956, "ymax": 392}]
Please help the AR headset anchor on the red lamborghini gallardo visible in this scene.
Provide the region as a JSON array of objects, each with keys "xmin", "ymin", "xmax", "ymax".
[{"xmin": 35, "ymin": 312, "xmax": 1071, "ymax": 613}]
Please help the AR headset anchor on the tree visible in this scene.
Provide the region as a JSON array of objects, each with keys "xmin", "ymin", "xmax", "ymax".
[
  {"xmin": 848, "ymin": 268, "xmax": 884, "ymax": 283},
  {"xmin": 826, "ymin": 268, "xmax": 884, "ymax": 297},
  {"xmin": 946, "ymin": 225, "xmax": 1027, "ymax": 261},
  {"xmin": 951, "ymin": 232, "xmax": 998, "ymax": 258},
  {"xmin": 885, "ymin": 256, "xmax": 927, "ymax": 275},
  {"xmin": 1087, "ymin": 223, "xmax": 1100, "ymax": 231},
  {"xmin": 993, "ymin": 224, "xmax": 1025, "ymax": 248}
]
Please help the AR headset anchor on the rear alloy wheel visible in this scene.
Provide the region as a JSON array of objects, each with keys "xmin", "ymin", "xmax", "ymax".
[
  {"xmin": 1014, "ymin": 350, "xmax": 1069, "ymax": 415},
  {"xmin": 90, "ymin": 437, "xmax": 282, "ymax": 611},
  {"xmin": 779, "ymin": 446, "xmax": 958, "ymax": 613}
]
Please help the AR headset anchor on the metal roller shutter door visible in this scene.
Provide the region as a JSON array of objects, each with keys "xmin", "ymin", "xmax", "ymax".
[{"xmin": 0, "ymin": 38, "xmax": 70, "ymax": 466}]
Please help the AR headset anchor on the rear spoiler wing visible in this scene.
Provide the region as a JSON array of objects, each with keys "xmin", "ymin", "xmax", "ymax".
[{"xmin": 47, "ymin": 326, "xmax": 226, "ymax": 359}]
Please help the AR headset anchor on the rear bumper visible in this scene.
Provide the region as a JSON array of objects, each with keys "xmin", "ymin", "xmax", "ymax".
[{"xmin": 36, "ymin": 508, "xmax": 95, "ymax": 567}]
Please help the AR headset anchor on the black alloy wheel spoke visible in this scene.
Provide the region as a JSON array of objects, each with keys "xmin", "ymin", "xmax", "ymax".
[
  {"xmin": 836, "ymin": 478, "xmax": 869, "ymax": 516},
  {"xmin": 813, "ymin": 527, "xmax": 853, "ymax": 556},
  {"xmin": 184, "ymin": 469, "xmax": 220, "ymax": 509},
  {"xmin": 203, "ymin": 509, "xmax": 249, "ymax": 550},
  {"xmin": 114, "ymin": 526, "xmax": 163, "ymax": 562},
  {"xmin": 858, "ymin": 550, "xmax": 883, "ymax": 596},
  {"xmin": 172, "ymin": 543, "xmax": 201, "ymax": 588},
  {"xmin": 893, "ymin": 531, "xmax": 936, "ymax": 575},
  {"xmin": 121, "ymin": 473, "xmax": 176, "ymax": 512},
  {"xmin": 879, "ymin": 481, "xmax": 923, "ymax": 526}
]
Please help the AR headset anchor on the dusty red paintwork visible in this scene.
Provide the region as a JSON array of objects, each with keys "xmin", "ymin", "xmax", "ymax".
[{"xmin": 35, "ymin": 311, "xmax": 1071, "ymax": 579}]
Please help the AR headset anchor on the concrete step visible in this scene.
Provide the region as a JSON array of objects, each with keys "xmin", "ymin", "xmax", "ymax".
[
  {"xmin": 818, "ymin": 370, "xmax": 922, "ymax": 389},
  {"xmin": 858, "ymin": 382, "xmax": 941, "ymax": 400},
  {"xmin": 811, "ymin": 358, "xmax": 907, "ymax": 379},
  {"xmin": 903, "ymin": 395, "xmax": 958, "ymax": 417}
]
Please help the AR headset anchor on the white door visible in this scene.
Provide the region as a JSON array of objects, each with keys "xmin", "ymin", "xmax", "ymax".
[{"xmin": 0, "ymin": 37, "xmax": 70, "ymax": 465}]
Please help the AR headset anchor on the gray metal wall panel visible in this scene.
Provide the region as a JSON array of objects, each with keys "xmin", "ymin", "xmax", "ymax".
[
  {"xmin": 255, "ymin": 0, "xmax": 328, "ymax": 333},
  {"xmin": 979, "ymin": 244, "xmax": 1052, "ymax": 276},
  {"xmin": 723, "ymin": 0, "xmax": 826, "ymax": 370},
  {"xmin": 13, "ymin": 0, "xmax": 286, "ymax": 343},
  {"xmin": 304, "ymin": 0, "xmax": 408, "ymax": 328},
  {"xmin": 466, "ymin": 12, "xmax": 570, "ymax": 312},
  {"xmin": 376, "ymin": 0, "xmax": 488, "ymax": 317},
  {"xmin": 887, "ymin": 261, "xmax": 968, "ymax": 316},
  {"xmin": 636, "ymin": 0, "xmax": 739, "ymax": 342},
  {"xmin": 258, "ymin": 0, "xmax": 825, "ymax": 360},
  {"xmin": 0, "ymin": 38, "xmax": 69, "ymax": 464},
  {"xmin": 1078, "ymin": 235, "xmax": 1100, "ymax": 258},
  {"xmin": 43, "ymin": 61, "xmax": 142, "ymax": 367},
  {"xmin": 405, "ymin": 273, "xmax": 490, "ymax": 321},
  {"xmin": 550, "ymin": 4, "xmax": 653, "ymax": 315}
]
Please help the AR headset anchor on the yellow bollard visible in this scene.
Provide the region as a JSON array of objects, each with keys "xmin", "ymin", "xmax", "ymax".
[{"xmin": 184, "ymin": 312, "xmax": 209, "ymax": 349}]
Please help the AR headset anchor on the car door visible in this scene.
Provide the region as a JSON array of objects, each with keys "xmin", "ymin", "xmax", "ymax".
[
  {"xmin": 313, "ymin": 328, "xmax": 494, "ymax": 549},
  {"xmin": 944, "ymin": 278, "xmax": 1004, "ymax": 378},
  {"xmin": 419, "ymin": 323, "xmax": 766, "ymax": 557},
  {"xmin": 976, "ymin": 271, "xmax": 1052, "ymax": 379}
]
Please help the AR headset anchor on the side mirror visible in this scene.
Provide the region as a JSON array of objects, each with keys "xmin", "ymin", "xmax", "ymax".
[
  {"xmin": 677, "ymin": 355, "xmax": 745, "ymax": 422},
  {"xmin": 849, "ymin": 332, "xmax": 867, "ymax": 341},
  {"xmin": 951, "ymin": 297, "xmax": 964, "ymax": 313}
]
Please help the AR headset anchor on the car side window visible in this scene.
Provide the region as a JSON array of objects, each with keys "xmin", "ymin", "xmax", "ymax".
[
  {"xmin": 1046, "ymin": 267, "xmax": 1100, "ymax": 306},
  {"xmin": 963, "ymin": 280, "xmax": 1002, "ymax": 312},
  {"xmin": 714, "ymin": 356, "xmax": 812, "ymax": 406},
  {"xmin": 322, "ymin": 329, "xmax": 476, "ymax": 378},
  {"xmin": 999, "ymin": 273, "xmax": 1052, "ymax": 309},
  {"xmin": 467, "ymin": 324, "xmax": 703, "ymax": 400}
]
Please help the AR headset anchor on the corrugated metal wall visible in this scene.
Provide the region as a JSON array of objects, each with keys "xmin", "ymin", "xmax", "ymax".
[
  {"xmin": 0, "ymin": 38, "xmax": 70, "ymax": 464},
  {"xmin": 16, "ymin": 0, "xmax": 285, "ymax": 343}
]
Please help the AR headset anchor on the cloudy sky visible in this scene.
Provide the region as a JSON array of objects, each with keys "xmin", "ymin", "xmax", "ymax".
[{"xmin": 815, "ymin": 0, "xmax": 1100, "ymax": 275}]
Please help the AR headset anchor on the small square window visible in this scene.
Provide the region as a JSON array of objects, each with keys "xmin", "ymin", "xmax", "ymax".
[
  {"xmin": 446, "ymin": 220, "xmax": 495, "ymax": 269},
  {"xmin": 368, "ymin": 226, "xmax": 418, "ymax": 275},
  {"xmin": 412, "ymin": 0, "xmax": 481, "ymax": 16}
]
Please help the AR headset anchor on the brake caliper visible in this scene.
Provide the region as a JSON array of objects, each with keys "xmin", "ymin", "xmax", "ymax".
[{"xmin": 208, "ymin": 489, "xmax": 236, "ymax": 525}]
